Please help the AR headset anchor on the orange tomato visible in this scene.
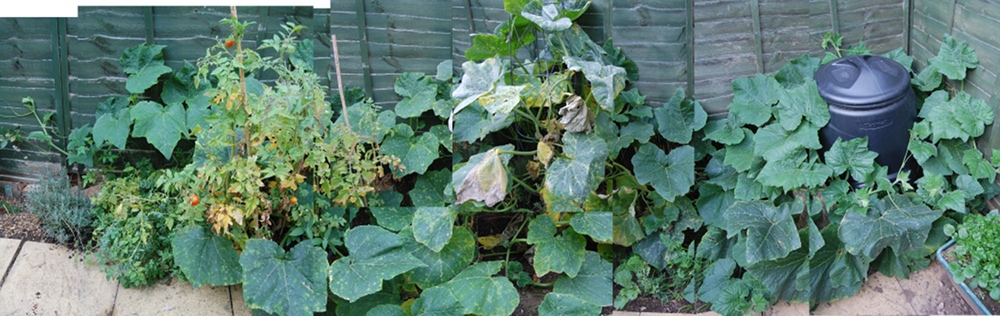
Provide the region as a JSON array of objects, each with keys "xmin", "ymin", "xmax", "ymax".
[
  {"xmin": 189, "ymin": 194, "xmax": 200, "ymax": 206},
  {"xmin": 289, "ymin": 196, "xmax": 298, "ymax": 205},
  {"xmin": 225, "ymin": 39, "xmax": 235, "ymax": 48}
]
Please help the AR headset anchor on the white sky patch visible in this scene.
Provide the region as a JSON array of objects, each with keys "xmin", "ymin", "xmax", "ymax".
[{"xmin": 5, "ymin": 1, "xmax": 330, "ymax": 17}]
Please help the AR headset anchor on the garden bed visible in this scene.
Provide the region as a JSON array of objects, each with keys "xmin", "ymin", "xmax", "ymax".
[{"xmin": 939, "ymin": 239, "xmax": 1000, "ymax": 314}]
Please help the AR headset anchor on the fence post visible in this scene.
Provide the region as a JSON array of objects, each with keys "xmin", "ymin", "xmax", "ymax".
[
  {"xmin": 685, "ymin": 0, "xmax": 695, "ymax": 99},
  {"xmin": 50, "ymin": 17, "xmax": 70, "ymax": 159},
  {"xmin": 355, "ymin": 0, "xmax": 374, "ymax": 100},
  {"xmin": 144, "ymin": 7, "xmax": 155, "ymax": 45}
]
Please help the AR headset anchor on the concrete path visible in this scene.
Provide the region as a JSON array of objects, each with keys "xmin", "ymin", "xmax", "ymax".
[{"xmin": 0, "ymin": 238, "xmax": 250, "ymax": 316}]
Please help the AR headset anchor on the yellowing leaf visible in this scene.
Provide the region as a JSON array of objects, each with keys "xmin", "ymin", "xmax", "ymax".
[
  {"xmin": 477, "ymin": 234, "xmax": 502, "ymax": 250},
  {"xmin": 455, "ymin": 148, "xmax": 509, "ymax": 207},
  {"xmin": 558, "ymin": 94, "xmax": 593, "ymax": 133},
  {"xmin": 537, "ymin": 142, "xmax": 554, "ymax": 167},
  {"xmin": 527, "ymin": 161, "xmax": 541, "ymax": 179}
]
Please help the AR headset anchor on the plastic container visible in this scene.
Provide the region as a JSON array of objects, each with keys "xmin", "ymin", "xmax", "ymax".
[{"xmin": 814, "ymin": 55, "xmax": 917, "ymax": 180}]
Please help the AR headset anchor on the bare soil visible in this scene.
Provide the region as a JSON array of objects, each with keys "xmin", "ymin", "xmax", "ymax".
[{"xmin": 0, "ymin": 193, "xmax": 49, "ymax": 243}]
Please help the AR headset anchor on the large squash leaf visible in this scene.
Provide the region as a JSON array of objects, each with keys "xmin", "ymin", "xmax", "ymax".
[
  {"xmin": 240, "ymin": 239, "xmax": 328, "ymax": 316},
  {"xmin": 412, "ymin": 206, "xmax": 455, "ymax": 252},
  {"xmin": 545, "ymin": 132, "xmax": 609, "ymax": 202},
  {"xmin": 130, "ymin": 101, "xmax": 186, "ymax": 159},
  {"xmin": 410, "ymin": 287, "xmax": 464, "ymax": 316},
  {"xmin": 775, "ymin": 81, "xmax": 829, "ymax": 131},
  {"xmin": 120, "ymin": 44, "xmax": 172, "ymax": 94},
  {"xmin": 426, "ymin": 262, "xmax": 519, "ymax": 316},
  {"xmin": 839, "ymin": 195, "xmax": 942, "ymax": 258},
  {"xmin": 729, "ymin": 74, "xmax": 780, "ymax": 127},
  {"xmin": 403, "ymin": 226, "xmax": 477, "ymax": 289},
  {"xmin": 328, "ymin": 226, "xmax": 425, "ymax": 302},
  {"xmin": 527, "ymin": 215, "xmax": 587, "ymax": 277},
  {"xmin": 929, "ymin": 33, "xmax": 978, "ymax": 81},
  {"xmin": 723, "ymin": 201, "xmax": 801, "ymax": 265},
  {"xmin": 569, "ymin": 211, "xmax": 612, "ymax": 243},
  {"xmin": 538, "ymin": 293, "xmax": 601, "ymax": 316},
  {"xmin": 380, "ymin": 124, "xmax": 440, "ymax": 177},
  {"xmin": 654, "ymin": 88, "xmax": 708, "ymax": 143},
  {"xmin": 92, "ymin": 98, "xmax": 131, "ymax": 150},
  {"xmin": 551, "ymin": 251, "xmax": 612, "ymax": 306},
  {"xmin": 824, "ymin": 137, "xmax": 879, "ymax": 182},
  {"xmin": 564, "ymin": 56, "xmax": 625, "ymax": 111},
  {"xmin": 171, "ymin": 225, "xmax": 241, "ymax": 288},
  {"xmin": 450, "ymin": 57, "xmax": 504, "ymax": 129},
  {"xmin": 630, "ymin": 143, "xmax": 695, "ymax": 202}
]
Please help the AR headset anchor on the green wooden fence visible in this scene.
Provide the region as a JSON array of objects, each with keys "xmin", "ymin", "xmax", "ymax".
[{"xmin": 2, "ymin": 1, "xmax": 1000, "ymax": 180}]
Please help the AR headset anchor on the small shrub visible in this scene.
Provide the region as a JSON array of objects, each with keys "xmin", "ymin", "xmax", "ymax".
[
  {"xmin": 91, "ymin": 165, "xmax": 181, "ymax": 288},
  {"xmin": 25, "ymin": 167, "xmax": 93, "ymax": 248}
]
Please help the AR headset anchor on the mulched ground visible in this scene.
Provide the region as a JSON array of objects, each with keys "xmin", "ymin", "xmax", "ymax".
[{"xmin": 0, "ymin": 194, "xmax": 49, "ymax": 243}]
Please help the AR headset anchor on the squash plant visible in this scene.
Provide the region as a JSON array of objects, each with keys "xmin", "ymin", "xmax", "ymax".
[{"xmin": 616, "ymin": 34, "xmax": 1000, "ymax": 315}]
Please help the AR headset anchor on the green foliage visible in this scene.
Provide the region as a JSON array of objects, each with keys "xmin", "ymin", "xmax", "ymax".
[
  {"xmin": 946, "ymin": 213, "xmax": 1000, "ymax": 301},
  {"xmin": 614, "ymin": 34, "xmax": 1000, "ymax": 316},
  {"xmin": 91, "ymin": 166, "xmax": 182, "ymax": 288},
  {"xmin": 25, "ymin": 168, "xmax": 93, "ymax": 248},
  {"xmin": 241, "ymin": 239, "xmax": 328, "ymax": 316}
]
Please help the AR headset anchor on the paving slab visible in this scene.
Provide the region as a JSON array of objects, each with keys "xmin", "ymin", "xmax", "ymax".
[
  {"xmin": 812, "ymin": 271, "xmax": 918, "ymax": 315},
  {"xmin": 0, "ymin": 241, "xmax": 118, "ymax": 315},
  {"xmin": 893, "ymin": 260, "xmax": 978, "ymax": 315},
  {"xmin": 113, "ymin": 277, "xmax": 233, "ymax": 316},
  {"xmin": 0, "ymin": 238, "xmax": 20, "ymax": 280},
  {"xmin": 762, "ymin": 300, "xmax": 807, "ymax": 315},
  {"xmin": 231, "ymin": 284, "xmax": 253, "ymax": 316}
]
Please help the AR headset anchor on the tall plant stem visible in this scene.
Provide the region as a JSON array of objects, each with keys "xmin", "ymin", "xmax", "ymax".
[{"xmin": 332, "ymin": 34, "xmax": 351, "ymax": 130}]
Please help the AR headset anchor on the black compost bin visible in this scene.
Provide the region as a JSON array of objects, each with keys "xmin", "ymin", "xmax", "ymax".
[{"xmin": 815, "ymin": 55, "xmax": 916, "ymax": 180}]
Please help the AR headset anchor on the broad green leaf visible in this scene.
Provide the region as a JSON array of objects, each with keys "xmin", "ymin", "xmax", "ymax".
[
  {"xmin": 380, "ymin": 127, "xmax": 440, "ymax": 176},
  {"xmin": 411, "ymin": 169, "xmax": 451, "ymax": 206},
  {"xmin": 538, "ymin": 293, "xmax": 601, "ymax": 316},
  {"xmin": 697, "ymin": 184, "xmax": 735, "ymax": 227},
  {"xmin": 927, "ymin": 92, "xmax": 993, "ymax": 142},
  {"xmin": 564, "ymin": 56, "xmax": 626, "ymax": 111},
  {"xmin": 162, "ymin": 61, "xmax": 210, "ymax": 108},
  {"xmin": 617, "ymin": 121, "xmax": 655, "ymax": 147},
  {"xmin": 403, "ymin": 226, "xmax": 476, "ymax": 289},
  {"xmin": 432, "ymin": 262, "xmax": 519, "ymax": 316},
  {"xmin": 631, "ymin": 143, "xmax": 695, "ymax": 202},
  {"xmin": 705, "ymin": 152, "xmax": 739, "ymax": 190},
  {"xmin": 130, "ymin": 101, "xmax": 186, "ymax": 159},
  {"xmin": 729, "ymin": 74, "xmax": 780, "ymax": 126},
  {"xmin": 289, "ymin": 39, "xmax": 314, "ymax": 71},
  {"xmin": 602, "ymin": 39, "xmax": 639, "ymax": 83},
  {"xmin": 240, "ymin": 240, "xmax": 328, "ymax": 316},
  {"xmin": 410, "ymin": 287, "xmax": 463, "ymax": 316},
  {"xmin": 185, "ymin": 100, "xmax": 212, "ymax": 133},
  {"xmin": 366, "ymin": 305, "xmax": 406, "ymax": 316},
  {"xmin": 912, "ymin": 63, "xmax": 943, "ymax": 91},
  {"xmin": 553, "ymin": 251, "xmax": 612, "ymax": 306},
  {"xmin": 963, "ymin": 148, "xmax": 996, "ymax": 180},
  {"xmin": 120, "ymin": 44, "xmax": 172, "ymax": 94},
  {"xmin": 724, "ymin": 201, "xmax": 802, "ymax": 265},
  {"xmin": 704, "ymin": 116, "xmax": 747, "ymax": 145},
  {"xmin": 745, "ymin": 247, "xmax": 810, "ymax": 302},
  {"xmin": 329, "ymin": 226, "xmax": 425, "ymax": 302},
  {"xmin": 723, "ymin": 129, "xmax": 760, "ymax": 172},
  {"xmin": 65, "ymin": 125, "xmax": 95, "ymax": 167},
  {"xmin": 929, "ymin": 34, "xmax": 978, "ymax": 81},
  {"xmin": 369, "ymin": 207, "xmax": 413, "ymax": 232},
  {"xmin": 450, "ymin": 58, "xmax": 504, "ymax": 129},
  {"xmin": 908, "ymin": 140, "xmax": 936, "ymax": 164},
  {"xmin": 545, "ymin": 132, "xmax": 609, "ymax": 202},
  {"xmin": 480, "ymin": 84, "xmax": 528, "ymax": 115},
  {"xmin": 527, "ymin": 215, "xmax": 587, "ymax": 277},
  {"xmin": 811, "ymin": 227, "xmax": 868, "ymax": 304},
  {"xmin": 465, "ymin": 31, "xmax": 535, "ymax": 62},
  {"xmin": 560, "ymin": 0, "xmax": 591, "ymax": 21},
  {"xmin": 521, "ymin": 0, "xmax": 572, "ymax": 31},
  {"xmin": 453, "ymin": 101, "xmax": 514, "ymax": 143},
  {"xmin": 569, "ymin": 211, "xmax": 612, "ymax": 243},
  {"xmin": 92, "ymin": 108, "xmax": 131, "ymax": 150},
  {"xmin": 753, "ymin": 122, "xmax": 822, "ymax": 162},
  {"xmin": 882, "ymin": 48, "xmax": 914, "ymax": 73},
  {"xmin": 549, "ymin": 25, "xmax": 604, "ymax": 62},
  {"xmin": 436, "ymin": 60, "xmax": 453, "ymax": 81},
  {"xmin": 757, "ymin": 155, "xmax": 833, "ymax": 191},
  {"xmin": 825, "ymin": 137, "xmax": 879, "ymax": 181},
  {"xmin": 333, "ymin": 289, "xmax": 402, "ymax": 316},
  {"xmin": 697, "ymin": 258, "xmax": 738, "ymax": 303},
  {"xmin": 396, "ymin": 89, "xmax": 437, "ymax": 119},
  {"xmin": 171, "ymin": 225, "xmax": 241, "ymax": 288},
  {"xmin": 776, "ymin": 82, "xmax": 829, "ymax": 131},
  {"xmin": 839, "ymin": 195, "xmax": 942, "ymax": 258},
  {"xmin": 412, "ymin": 207, "xmax": 455, "ymax": 253},
  {"xmin": 655, "ymin": 88, "xmax": 708, "ymax": 143},
  {"xmin": 612, "ymin": 207, "xmax": 645, "ymax": 247},
  {"xmin": 454, "ymin": 147, "xmax": 510, "ymax": 207},
  {"xmin": 774, "ymin": 54, "xmax": 820, "ymax": 87}
]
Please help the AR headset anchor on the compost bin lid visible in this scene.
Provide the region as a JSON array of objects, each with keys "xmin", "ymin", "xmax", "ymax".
[{"xmin": 814, "ymin": 55, "xmax": 911, "ymax": 107}]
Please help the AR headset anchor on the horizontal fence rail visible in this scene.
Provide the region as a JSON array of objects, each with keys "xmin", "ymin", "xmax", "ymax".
[{"xmin": 1, "ymin": 0, "xmax": 1000, "ymax": 179}]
